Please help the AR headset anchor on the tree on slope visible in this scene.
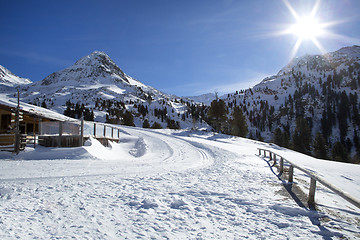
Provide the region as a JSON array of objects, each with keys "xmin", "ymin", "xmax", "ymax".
[
  {"xmin": 291, "ymin": 117, "xmax": 311, "ymax": 155},
  {"xmin": 273, "ymin": 128, "xmax": 283, "ymax": 146},
  {"xmin": 142, "ymin": 119, "xmax": 150, "ymax": 128},
  {"xmin": 312, "ymin": 132, "xmax": 328, "ymax": 159},
  {"xmin": 230, "ymin": 106, "xmax": 248, "ymax": 137},
  {"xmin": 207, "ymin": 99, "xmax": 228, "ymax": 133},
  {"xmin": 332, "ymin": 141, "xmax": 349, "ymax": 163},
  {"xmin": 123, "ymin": 110, "xmax": 135, "ymax": 126}
]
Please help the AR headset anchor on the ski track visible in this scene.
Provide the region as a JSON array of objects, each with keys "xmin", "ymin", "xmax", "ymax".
[{"xmin": 0, "ymin": 127, "xmax": 357, "ymax": 239}]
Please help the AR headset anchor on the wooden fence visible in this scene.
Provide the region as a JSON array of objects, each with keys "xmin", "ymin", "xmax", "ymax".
[
  {"xmin": 38, "ymin": 120, "xmax": 122, "ymax": 147},
  {"xmin": 257, "ymin": 148, "xmax": 360, "ymax": 209}
]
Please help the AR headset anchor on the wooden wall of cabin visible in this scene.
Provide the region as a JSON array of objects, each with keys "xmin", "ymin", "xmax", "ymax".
[{"xmin": 0, "ymin": 108, "xmax": 40, "ymax": 135}]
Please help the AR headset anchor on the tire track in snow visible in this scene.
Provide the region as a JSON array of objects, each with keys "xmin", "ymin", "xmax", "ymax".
[{"xmin": 120, "ymin": 126, "xmax": 214, "ymax": 173}]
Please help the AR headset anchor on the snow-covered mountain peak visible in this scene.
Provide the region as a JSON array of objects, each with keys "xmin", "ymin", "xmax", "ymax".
[
  {"xmin": 277, "ymin": 54, "xmax": 321, "ymax": 76},
  {"xmin": 0, "ymin": 65, "xmax": 32, "ymax": 87},
  {"xmin": 325, "ymin": 45, "xmax": 360, "ymax": 63},
  {"xmin": 276, "ymin": 46, "xmax": 360, "ymax": 77},
  {"xmin": 74, "ymin": 51, "xmax": 115, "ymax": 67},
  {"xmin": 39, "ymin": 51, "xmax": 128, "ymax": 86}
]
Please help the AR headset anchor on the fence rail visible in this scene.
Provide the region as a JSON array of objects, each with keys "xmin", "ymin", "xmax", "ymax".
[
  {"xmin": 257, "ymin": 148, "xmax": 360, "ymax": 209},
  {"xmin": 38, "ymin": 120, "xmax": 123, "ymax": 147}
]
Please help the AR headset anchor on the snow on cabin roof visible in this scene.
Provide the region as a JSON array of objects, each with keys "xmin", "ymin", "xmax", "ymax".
[{"xmin": 0, "ymin": 94, "xmax": 78, "ymax": 122}]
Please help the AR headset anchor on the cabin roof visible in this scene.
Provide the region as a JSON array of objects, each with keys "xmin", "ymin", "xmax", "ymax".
[{"xmin": 0, "ymin": 94, "xmax": 78, "ymax": 122}]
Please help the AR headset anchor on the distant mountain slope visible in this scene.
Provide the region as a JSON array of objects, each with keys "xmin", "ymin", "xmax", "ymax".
[
  {"xmin": 220, "ymin": 45, "xmax": 360, "ymax": 161},
  {"xmin": 185, "ymin": 93, "xmax": 216, "ymax": 105},
  {"xmin": 15, "ymin": 51, "xmax": 209, "ymax": 129},
  {"xmin": 0, "ymin": 65, "xmax": 32, "ymax": 87}
]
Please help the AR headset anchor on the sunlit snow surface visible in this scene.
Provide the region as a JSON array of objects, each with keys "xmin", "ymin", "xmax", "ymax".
[{"xmin": 0, "ymin": 127, "xmax": 359, "ymax": 239}]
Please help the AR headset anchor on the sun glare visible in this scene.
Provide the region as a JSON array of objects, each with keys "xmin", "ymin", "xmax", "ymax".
[
  {"xmin": 289, "ymin": 16, "xmax": 324, "ymax": 40},
  {"xmin": 281, "ymin": 0, "xmax": 332, "ymax": 58}
]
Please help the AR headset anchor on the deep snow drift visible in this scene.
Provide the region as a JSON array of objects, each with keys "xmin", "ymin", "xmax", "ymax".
[{"xmin": 0, "ymin": 127, "xmax": 359, "ymax": 239}]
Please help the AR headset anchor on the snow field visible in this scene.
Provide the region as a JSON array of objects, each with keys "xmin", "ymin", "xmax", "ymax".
[{"xmin": 0, "ymin": 127, "xmax": 359, "ymax": 239}]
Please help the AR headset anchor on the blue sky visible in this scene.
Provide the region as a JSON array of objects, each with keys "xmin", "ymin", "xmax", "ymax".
[{"xmin": 1, "ymin": 0, "xmax": 360, "ymax": 96}]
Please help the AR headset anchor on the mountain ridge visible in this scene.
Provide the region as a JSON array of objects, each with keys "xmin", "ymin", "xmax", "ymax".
[
  {"xmin": 220, "ymin": 45, "xmax": 360, "ymax": 161},
  {"xmin": 0, "ymin": 65, "xmax": 32, "ymax": 87},
  {"xmin": 1, "ymin": 46, "xmax": 360, "ymax": 160},
  {"xmin": 5, "ymin": 51, "xmax": 208, "ymax": 130}
]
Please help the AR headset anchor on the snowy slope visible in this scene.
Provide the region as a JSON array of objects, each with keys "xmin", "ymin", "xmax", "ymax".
[
  {"xmin": 19, "ymin": 51, "xmax": 164, "ymax": 107},
  {"xmin": 0, "ymin": 127, "xmax": 359, "ymax": 239},
  {"xmin": 0, "ymin": 65, "xmax": 32, "ymax": 88},
  {"xmin": 220, "ymin": 45, "xmax": 360, "ymax": 157},
  {"xmin": 185, "ymin": 93, "xmax": 216, "ymax": 105}
]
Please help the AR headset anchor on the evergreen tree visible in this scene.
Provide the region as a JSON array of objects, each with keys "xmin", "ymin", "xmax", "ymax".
[
  {"xmin": 281, "ymin": 131, "xmax": 290, "ymax": 148},
  {"xmin": 41, "ymin": 100, "xmax": 47, "ymax": 109},
  {"xmin": 230, "ymin": 106, "xmax": 248, "ymax": 137},
  {"xmin": 207, "ymin": 99, "xmax": 228, "ymax": 133},
  {"xmin": 63, "ymin": 105, "xmax": 74, "ymax": 118},
  {"xmin": 273, "ymin": 128, "xmax": 283, "ymax": 146},
  {"xmin": 151, "ymin": 122, "xmax": 162, "ymax": 129},
  {"xmin": 142, "ymin": 119, "xmax": 150, "ymax": 128},
  {"xmin": 312, "ymin": 132, "xmax": 328, "ymax": 159},
  {"xmin": 122, "ymin": 110, "xmax": 135, "ymax": 126},
  {"xmin": 167, "ymin": 119, "xmax": 180, "ymax": 129},
  {"xmin": 332, "ymin": 142, "xmax": 349, "ymax": 163},
  {"xmin": 291, "ymin": 117, "xmax": 311, "ymax": 155}
]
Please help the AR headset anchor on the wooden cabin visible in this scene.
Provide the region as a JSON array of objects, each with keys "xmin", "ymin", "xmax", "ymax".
[
  {"xmin": 0, "ymin": 103, "xmax": 41, "ymax": 135},
  {"xmin": 0, "ymin": 95, "xmax": 76, "ymax": 150}
]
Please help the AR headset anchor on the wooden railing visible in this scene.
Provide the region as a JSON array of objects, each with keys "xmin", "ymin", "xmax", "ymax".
[
  {"xmin": 38, "ymin": 120, "xmax": 123, "ymax": 147},
  {"xmin": 257, "ymin": 148, "xmax": 360, "ymax": 209}
]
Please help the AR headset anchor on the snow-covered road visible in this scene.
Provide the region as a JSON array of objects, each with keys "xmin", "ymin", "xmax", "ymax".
[{"xmin": 0, "ymin": 127, "xmax": 359, "ymax": 239}]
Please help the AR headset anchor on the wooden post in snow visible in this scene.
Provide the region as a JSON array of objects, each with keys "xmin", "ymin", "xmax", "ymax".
[
  {"xmin": 308, "ymin": 178, "xmax": 317, "ymax": 206},
  {"xmin": 80, "ymin": 119, "xmax": 84, "ymax": 146},
  {"xmin": 94, "ymin": 123, "xmax": 96, "ymax": 137},
  {"xmin": 288, "ymin": 165, "xmax": 294, "ymax": 182}
]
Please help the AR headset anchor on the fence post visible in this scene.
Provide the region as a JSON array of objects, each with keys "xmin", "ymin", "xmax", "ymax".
[
  {"xmin": 272, "ymin": 154, "xmax": 277, "ymax": 166},
  {"xmin": 280, "ymin": 157, "xmax": 284, "ymax": 174},
  {"xmin": 111, "ymin": 127, "xmax": 114, "ymax": 139},
  {"xmin": 39, "ymin": 120, "xmax": 42, "ymax": 135},
  {"xmin": 80, "ymin": 119, "xmax": 84, "ymax": 146},
  {"xmin": 118, "ymin": 129, "xmax": 120, "ymax": 139},
  {"xmin": 270, "ymin": 152, "xmax": 272, "ymax": 160},
  {"xmin": 308, "ymin": 177, "xmax": 317, "ymax": 206},
  {"xmin": 58, "ymin": 121, "xmax": 63, "ymax": 147},
  {"xmin": 288, "ymin": 165, "xmax": 294, "ymax": 182},
  {"xmin": 264, "ymin": 151, "xmax": 266, "ymax": 158},
  {"xmin": 94, "ymin": 123, "xmax": 96, "ymax": 137},
  {"xmin": 258, "ymin": 149, "xmax": 261, "ymax": 155},
  {"xmin": 103, "ymin": 125, "xmax": 106, "ymax": 137}
]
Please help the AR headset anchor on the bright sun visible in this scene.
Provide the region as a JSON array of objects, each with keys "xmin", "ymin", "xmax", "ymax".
[
  {"xmin": 289, "ymin": 16, "xmax": 324, "ymax": 40},
  {"xmin": 281, "ymin": 0, "xmax": 331, "ymax": 58}
]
